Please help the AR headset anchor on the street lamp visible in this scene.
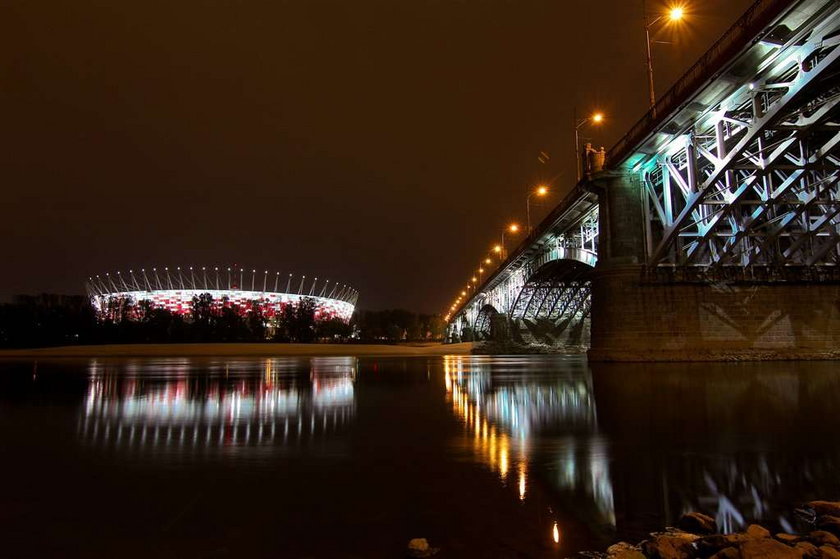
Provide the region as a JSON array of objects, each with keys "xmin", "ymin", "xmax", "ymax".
[
  {"xmin": 574, "ymin": 111, "xmax": 605, "ymax": 181},
  {"xmin": 526, "ymin": 185, "xmax": 549, "ymax": 233},
  {"xmin": 500, "ymin": 223, "xmax": 521, "ymax": 258},
  {"xmin": 644, "ymin": 2, "xmax": 687, "ymax": 110}
]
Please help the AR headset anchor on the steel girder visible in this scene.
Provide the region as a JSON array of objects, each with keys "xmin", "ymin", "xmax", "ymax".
[
  {"xmin": 510, "ymin": 279, "xmax": 592, "ymax": 325},
  {"xmin": 642, "ymin": 6, "xmax": 840, "ymax": 268},
  {"xmin": 473, "ymin": 305, "xmax": 499, "ymax": 339}
]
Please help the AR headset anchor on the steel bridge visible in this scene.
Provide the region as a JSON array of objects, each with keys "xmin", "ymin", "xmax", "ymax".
[{"xmin": 448, "ymin": 0, "xmax": 840, "ymax": 359}]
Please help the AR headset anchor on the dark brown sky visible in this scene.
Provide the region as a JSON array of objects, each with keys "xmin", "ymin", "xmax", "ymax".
[{"xmin": 1, "ymin": 0, "xmax": 754, "ymax": 312}]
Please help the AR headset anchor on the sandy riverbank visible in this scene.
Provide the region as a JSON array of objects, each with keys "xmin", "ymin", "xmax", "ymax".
[{"xmin": 0, "ymin": 342, "xmax": 475, "ymax": 358}]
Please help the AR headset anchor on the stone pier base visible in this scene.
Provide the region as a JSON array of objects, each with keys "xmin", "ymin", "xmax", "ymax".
[{"xmin": 588, "ymin": 266, "xmax": 840, "ymax": 362}]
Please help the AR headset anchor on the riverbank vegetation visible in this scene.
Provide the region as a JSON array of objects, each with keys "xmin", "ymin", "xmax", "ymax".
[{"xmin": 0, "ymin": 294, "xmax": 445, "ymax": 349}]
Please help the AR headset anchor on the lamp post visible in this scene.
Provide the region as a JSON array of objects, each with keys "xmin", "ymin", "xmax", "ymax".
[
  {"xmin": 644, "ymin": 2, "xmax": 686, "ymax": 110},
  {"xmin": 500, "ymin": 223, "xmax": 521, "ymax": 259},
  {"xmin": 526, "ymin": 185, "xmax": 549, "ymax": 233},
  {"xmin": 492, "ymin": 244, "xmax": 504, "ymax": 262},
  {"xmin": 574, "ymin": 111, "xmax": 604, "ymax": 182}
]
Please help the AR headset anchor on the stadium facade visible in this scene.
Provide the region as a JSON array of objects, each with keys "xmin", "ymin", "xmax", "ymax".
[{"xmin": 86, "ymin": 266, "xmax": 358, "ymax": 322}]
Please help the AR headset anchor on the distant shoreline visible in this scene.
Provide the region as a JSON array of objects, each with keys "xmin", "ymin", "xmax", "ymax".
[{"xmin": 0, "ymin": 342, "xmax": 475, "ymax": 359}]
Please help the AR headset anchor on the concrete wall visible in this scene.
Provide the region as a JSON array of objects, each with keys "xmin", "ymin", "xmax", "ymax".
[{"xmin": 589, "ymin": 266, "xmax": 840, "ymax": 361}]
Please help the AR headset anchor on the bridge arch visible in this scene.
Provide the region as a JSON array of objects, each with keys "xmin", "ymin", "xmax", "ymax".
[
  {"xmin": 509, "ymin": 259, "xmax": 594, "ymax": 347},
  {"xmin": 473, "ymin": 304, "xmax": 500, "ymax": 340}
]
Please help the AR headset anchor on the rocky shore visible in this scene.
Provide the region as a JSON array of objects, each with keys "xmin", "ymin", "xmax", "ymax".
[{"xmin": 587, "ymin": 501, "xmax": 840, "ymax": 559}]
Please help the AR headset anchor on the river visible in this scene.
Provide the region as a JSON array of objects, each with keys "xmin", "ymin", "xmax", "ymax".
[{"xmin": 1, "ymin": 355, "xmax": 838, "ymax": 557}]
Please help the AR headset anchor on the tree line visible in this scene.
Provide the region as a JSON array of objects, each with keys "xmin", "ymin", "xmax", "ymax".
[{"xmin": 0, "ymin": 294, "xmax": 445, "ymax": 348}]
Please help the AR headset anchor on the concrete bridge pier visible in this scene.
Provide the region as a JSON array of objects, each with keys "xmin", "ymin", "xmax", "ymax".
[{"xmin": 587, "ymin": 171, "xmax": 840, "ymax": 362}]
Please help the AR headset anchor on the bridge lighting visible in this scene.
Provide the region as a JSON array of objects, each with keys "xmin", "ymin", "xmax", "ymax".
[
  {"xmin": 484, "ymin": 258, "xmax": 492, "ymax": 265},
  {"xmin": 644, "ymin": 1, "xmax": 689, "ymax": 109},
  {"xmin": 575, "ymin": 110, "xmax": 606, "ymax": 181},
  {"xmin": 461, "ymin": 291, "xmax": 467, "ymax": 296},
  {"xmin": 527, "ymin": 186, "xmax": 551, "ymax": 232},
  {"xmin": 509, "ymin": 224, "xmax": 520, "ymax": 233},
  {"xmin": 471, "ymin": 277, "xmax": 478, "ymax": 283},
  {"xmin": 668, "ymin": 6, "xmax": 685, "ymax": 21},
  {"xmin": 479, "ymin": 268, "xmax": 484, "ymax": 274}
]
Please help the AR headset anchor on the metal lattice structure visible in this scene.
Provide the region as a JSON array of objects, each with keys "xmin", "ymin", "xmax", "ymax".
[
  {"xmin": 448, "ymin": 193, "xmax": 598, "ymax": 342},
  {"xmin": 633, "ymin": 0, "xmax": 840, "ymax": 268}
]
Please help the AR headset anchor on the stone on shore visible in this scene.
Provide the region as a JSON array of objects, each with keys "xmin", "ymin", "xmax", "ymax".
[
  {"xmin": 746, "ymin": 524, "xmax": 771, "ymax": 539},
  {"xmin": 677, "ymin": 513, "xmax": 718, "ymax": 536},
  {"xmin": 607, "ymin": 541, "xmax": 646, "ymax": 559},
  {"xmin": 808, "ymin": 531, "xmax": 840, "ymax": 547},
  {"xmin": 794, "ymin": 541, "xmax": 820, "ymax": 558},
  {"xmin": 641, "ymin": 531, "xmax": 699, "ymax": 559},
  {"xmin": 818, "ymin": 516, "xmax": 840, "ymax": 538},
  {"xmin": 708, "ymin": 547, "xmax": 739, "ymax": 559},
  {"xmin": 738, "ymin": 537, "xmax": 805, "ymax": 558},
  {"xmin": 809, "ymin": 502, "xmax": 840, "ymax": 518}
]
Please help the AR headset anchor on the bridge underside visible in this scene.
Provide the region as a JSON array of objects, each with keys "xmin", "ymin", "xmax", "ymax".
[
  {"xmin": 508, "ymin": 260, "xmax": 592, "ymax": 348},
  {"xmin": 463, "ymin": 260, "xmax": 594, "ymax": 348}
]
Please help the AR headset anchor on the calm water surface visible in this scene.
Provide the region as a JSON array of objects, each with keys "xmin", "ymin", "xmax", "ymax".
[{"xmin": 1, "ymin": 355, "xmax": 838, "ymax": 557}]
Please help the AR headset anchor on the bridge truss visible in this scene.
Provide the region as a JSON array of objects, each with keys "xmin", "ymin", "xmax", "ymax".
[{"xmin": 639, "ymin": 0, "xmax": 840, "ymax": 269}]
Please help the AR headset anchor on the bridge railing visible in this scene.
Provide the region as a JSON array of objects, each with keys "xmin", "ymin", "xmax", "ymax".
[{"xmin": 606, "ymin": 0, "xmax": 792, "ymax": 167}]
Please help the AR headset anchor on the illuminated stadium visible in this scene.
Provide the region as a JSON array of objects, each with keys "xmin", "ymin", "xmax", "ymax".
[{"xmin": 86, "ymin": 266, "xmax": 358, "ymax": 322}]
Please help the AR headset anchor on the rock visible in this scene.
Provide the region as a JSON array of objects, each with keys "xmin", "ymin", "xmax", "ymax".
[
  {"xmin": 777, "ymin": 534, "xmax": 803, "ymax": 544},
  {"xmin": 407, "ymin": 538, "xmax": 438, "ymax": 558},
  {"xmin": 818, "ymin": 516, "xmax": 840, "ymax": 537},
  {"xmin": 746, "ymin": 525, "xmax": 772, "ymax": 539},
  {"xmin": 808, "ymin": 531, "xmax": 840, "ymax": 547},
  {"xmin": 607, "ymin": 541, "xmax": 646, "ymax": 559},
  {"xmin": 709, "ymin": 547, "xmax": 739, "ymax": 559},
  {"xmin": 677, "ymin": 513, "xmax": 718, "ymax": 535},
  {"xmin": 641, "ymin": 531, "xmax": 700, "ymax": 559},
  {"xmin": 820, "ymin": 546, "xmax": 840, "ymax": 559},
  {"xmin": 795, "ymin": 542, "xmax": 821, "ymax": 558},
  {"xmin": 738, "ymin": 537, "xmax": 805, "ymax": 558},
  {"xmin": 696, "ymin": 533, "xmax": 750, "ymax": 556},
  {"xmin": 809, "ymin": 502, "xmax": 840, "ymax": 517}
]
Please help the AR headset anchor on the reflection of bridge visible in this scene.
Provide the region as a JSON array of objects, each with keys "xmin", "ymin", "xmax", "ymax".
[
  {"xmin": 444, "ymin": 356, "xmax": 615, "ymax": 529},
  {"xmin": 449, "ymin": 0, "xmax": 840, "ymax": 360},
  {"xmin": 78, "ymin": 357, "xmax": 356, "ymax": 453}
]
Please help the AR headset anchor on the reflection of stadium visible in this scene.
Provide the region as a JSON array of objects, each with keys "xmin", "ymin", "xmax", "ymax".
[
  {"xmin": 86, "ymin": 266, "xmax": 358, "ymax": 321},
  {"xmin": 78, "ymin": 357, "xmax": 356, "ymax": 452},
  {"xmin": 444, "ymin": 356, "xmax": 615, "ymax": 528}
]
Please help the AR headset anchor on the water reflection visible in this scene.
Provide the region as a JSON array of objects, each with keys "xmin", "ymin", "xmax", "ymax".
[
  {"xmin": 444, "ymin": 355, "xmax": 616, "ymax": 541},
  {"xmin": 444, "ymin": 357, "xmax": 840, "ymax": 547},
  {"xmin": 592, "ymin": 362, "xmax": 840, "ymax": 539},
  {"xmin": 78, "ymin": 357, "xmax": 356, "ymax": 454}
]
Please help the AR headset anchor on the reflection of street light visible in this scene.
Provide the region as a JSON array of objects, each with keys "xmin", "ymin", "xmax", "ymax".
[
  {"xmin": 526, "ymin": 185, "xmax": 550, "ymax": 233},
  {"xmin": 644, "ymin": 2, "xmax": 687, "ymax": 109},
  {"xmin": 574, "ymin": 111, "xmax": 605, "ymax": 182}
]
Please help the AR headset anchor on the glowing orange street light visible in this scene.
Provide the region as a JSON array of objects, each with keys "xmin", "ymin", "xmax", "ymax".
[
  {"xmin": 500, "ymin": 223, "xmax": 521, "ymax": 258},
  {"xmin": 484, "ymin": 258, "xmax": 492, "ymax": 265},
  {"xmin": 527, "ymin": 185, "xmax": 550, "ymax": 232},
  {"xmin": 575, "ymin": 110, "xmax": 606, "ymax": 181},
  {"xmin": 644, "ymin": 2, "xmax": 688, "ymax": 110}
]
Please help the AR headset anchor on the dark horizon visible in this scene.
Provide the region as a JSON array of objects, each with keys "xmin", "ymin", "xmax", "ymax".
[{"xmin": 2, "ymin": 0, "xmax": 755, "ymax": 312}]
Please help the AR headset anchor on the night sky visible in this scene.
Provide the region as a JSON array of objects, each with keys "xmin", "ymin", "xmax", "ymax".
[{"xmin": 2, "ymin": 0, "xmax": 754, "ymax": 312}]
